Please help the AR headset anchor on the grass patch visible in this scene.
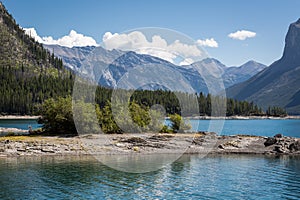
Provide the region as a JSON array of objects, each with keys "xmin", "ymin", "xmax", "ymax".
[{"xmin": 0, "ymin": 135, "xmax": 44, "ymax": 142}]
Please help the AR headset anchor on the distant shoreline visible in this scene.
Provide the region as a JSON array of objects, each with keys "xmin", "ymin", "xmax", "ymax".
[
  {"xmin": 186, "ymin": 115, "xmax": 300, "ymax": 120},
  {"xmin": 0, "ymin": 115, "xmax": 40, "ymax": 120},
  {"xmin": 1, "ymin": 115, "xmax": 300, "ymax": 120}
]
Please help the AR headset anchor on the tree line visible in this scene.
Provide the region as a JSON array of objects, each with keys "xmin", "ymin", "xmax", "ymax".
[
  {"xmin": 0, "ymin": 65, "xmax": 73, "ymax": 115},
  {"xmin": 0, "ymin": 72, "xmax": 287, "ymax": 117}
]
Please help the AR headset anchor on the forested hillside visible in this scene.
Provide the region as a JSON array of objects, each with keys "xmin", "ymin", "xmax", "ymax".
[{"xmin": 0, "ymin": 3, "xmax": 74, "ymax": 114}]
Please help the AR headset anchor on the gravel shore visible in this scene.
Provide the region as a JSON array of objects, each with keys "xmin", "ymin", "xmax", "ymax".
[{"xmin": 0, "ymin": 132, "xmax": 299, "ymax": 157}]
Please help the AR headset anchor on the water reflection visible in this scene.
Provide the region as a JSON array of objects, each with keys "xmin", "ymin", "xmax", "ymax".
[
  {"xmin": 96, "ymin": 153, "xmax": 182, "ymax": 173},
  {"xmin": 0, "ymin": 155, "xmax": 300, "ymax": 199}
]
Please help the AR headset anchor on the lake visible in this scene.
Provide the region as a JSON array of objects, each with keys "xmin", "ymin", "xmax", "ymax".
[
  {"xmin": 1, "ymin": 119, "xmax": 300, "ymax": 199},
  {"xmin": 1, "ymin": 119, "xmax": 300, "ymax": 137},
  {"xmin": 0, "ymin": 119, "xmax": 41, "ymax": 130},
  {"xmin": 0, "ymin": 155, "xmax": 299, "ymax": 199},
  {"xmin": 164, "ymin": 119, "xmax": 300, "ymax": 137},
  {"xmin": 189, "ymin": 119, "xmax": 300, "ymax": 137}
]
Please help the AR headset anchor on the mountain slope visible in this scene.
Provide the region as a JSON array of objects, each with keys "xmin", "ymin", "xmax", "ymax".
[
  {"xmin": 227, "ymin": 19, "xmax": 300, "ymax": 114},
  {"xmin": 46, "ymin": 44, "xmax": 266, "ymax": 93},
  {"xmin": 0, "ymin": 2, "xmax": 74, "ymax": 114},
  {"xmin": 223, "ymin": 60, "xmax": 266, "ymax": 88}
]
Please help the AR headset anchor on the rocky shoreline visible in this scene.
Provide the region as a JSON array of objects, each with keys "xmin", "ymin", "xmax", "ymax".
[
  {"xmin": 0, "ymin": 127, "xmax": 28, "ymax": 135},
  {"xmin": 0, "ymin": 132, "xmax": 299, "ymax": 157}
]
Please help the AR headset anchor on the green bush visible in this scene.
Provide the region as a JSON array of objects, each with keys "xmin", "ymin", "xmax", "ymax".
[
  {"xmin": 73, "ymin": 100, "xmax": 102, "ymax": 134},
  {"xmin": 160, "ymin": 125, "xmax": 172, "ymax": 133},
  {"xmin": 6, "ymin": 132, "xmax": 16, "ymax": 136},
  {"xmin": 38, "ymin": 96, "xmax": 105, "ymax": 135},
  {"xmin": 37, "ymin": 96, "xmax": 77, "ymax": 135},
  {"xmin": 97, "ymin": 101, "xmax": 122, "ymax": 134},
  {"xmin": 98, "ymin": 101, "xmax": 164, "ymax": 133},
  {"xmin": 169, "ymin": 114, "xmax": 191, "ymax": 133},
  {"xmin": 29, "ymin": 128, "xmax": 43, "ymax": 135}
]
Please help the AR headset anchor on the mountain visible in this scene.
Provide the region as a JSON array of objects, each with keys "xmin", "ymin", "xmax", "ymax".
[
  {"xmin": 43, "ymin": 44, "xmax": 124, "ymax": 71},
  {"xmin": 44, "ymin": 45, "xmax": 96, "ymax": 70},
  {"xmin": 227, "ymin": 19, "xmax": 300, "ymax": 114},
  {"xmin": 0, "ymin": 2, "xmax": 74, "ymax": 114},
  {"xmin": 223, "ymin": 60, "xmax": 266, "ymax": 88},
  {"xmin": 45, "ymin": 44, "xmax": 266, "ymax": 93}
]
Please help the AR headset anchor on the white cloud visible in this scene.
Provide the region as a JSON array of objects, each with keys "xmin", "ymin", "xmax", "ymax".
[
  {"xmin": 196, "ymin": 38, "xmax": 218, "ymax": 48},
  {"xmin": 23, "ymin": 28, "xmax": 99, "ymax": 48},
  {"xmin": 102, "ymin": 31, "xmax": 206, "ymax": 65},
  {"xmin": 179, "ymin": 58, "xmax": 195, "ymax": 66},
  {"xmin": 228, "ymin": 30, "xmax": 256, "ymax": 40},
  {"xmin": 23, "ymin": 28, "xmax": 208, "ymax": 65},
  {"xmin": 137, "ymin": 48, "xmax": 176, "ymax": 63},
  {"xmin": 23, "ymin": 28, "xmax": 44, "ymax": 43}
]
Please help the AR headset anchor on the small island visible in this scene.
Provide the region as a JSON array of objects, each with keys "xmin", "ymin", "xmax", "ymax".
[
  {"xmin": 1, "ymin": 96, "xmax": 299, "ymax": 157},
  {"xmin": 0, "ymin": 132, "xmax": 299, "ymax": 157}
]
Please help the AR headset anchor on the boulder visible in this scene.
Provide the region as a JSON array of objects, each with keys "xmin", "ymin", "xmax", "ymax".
[
  {"xmin": 121, "ymin": 137, "xmax": 147, "ymax": 144},
  {"xmin": 288, "ymin": 141, "xmax": 300, "ymax": 152},
  {"xmin": 115, "ymin": 143, "xmax": 126, "ymax": 148},
  {"xmin": 264, "ymin": 137, "xmax": 277, "ymax": 147},
  {"xmin": 41, "ymin": 148, "xmax": 55, "ymax": 153},
  {"xmin": 274, "ymin": 134, "xmax": 283, "ymax": 138},
  {"xmin": 274, "ymin": 145, "xmax": 286, "ymax": 153}
]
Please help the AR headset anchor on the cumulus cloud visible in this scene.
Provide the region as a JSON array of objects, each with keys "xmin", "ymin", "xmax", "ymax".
[
  {"xmin": 196, "ymin": 38, "xmax": 218, "ymax": 48},
  {"xmin": 24, "ymin": 28, "xmax": 210, "ymax": 65},
  {"xmin": 102, "ymin": 31, "xmax": 206, "ymax": 65},
  {"xmin": 23, "ymin": 28, "xmax": 99, "ymax": 47},
  {"xmin": 228, "ymin": 30, "xmax": 256, "ymax": 40},
  {"xmin": 23, "ymin": 28, "xmax": 44, "ymax": 43}
]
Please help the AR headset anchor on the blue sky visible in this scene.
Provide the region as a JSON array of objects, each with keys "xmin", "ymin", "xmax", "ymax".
[{"xmin": 2, "ymin": 0, "xmax": 300, "ymax": 66}]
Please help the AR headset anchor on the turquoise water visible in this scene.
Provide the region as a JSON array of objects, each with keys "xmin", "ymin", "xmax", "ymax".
[
  {"xmin": 0, "ymin": 119, "xmax": 41, "ymax": 130},
  {"xmin": 0, "ymin": 155, "xmax": 300, "ymax": 199},
  {"xmin": 169, "ymin": 119, "xmax": 300, "ymax": 137},
  {"xmin": 1, "ymin": 119, "xmax": 300, "ymax": 137}
]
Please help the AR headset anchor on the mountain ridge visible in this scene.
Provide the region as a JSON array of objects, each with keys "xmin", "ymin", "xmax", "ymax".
[{"xmin": 44, "ymin": 44, "xmax": 267, "ymax": 92}]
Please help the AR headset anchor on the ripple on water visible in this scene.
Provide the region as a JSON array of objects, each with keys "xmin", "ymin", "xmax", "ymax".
[{"xmin": 0, "ymin": 155, "xmax": 300, "ymax": 199}]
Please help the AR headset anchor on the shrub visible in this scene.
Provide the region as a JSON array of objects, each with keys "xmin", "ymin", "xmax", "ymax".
[
  {"xmin": 6, "ymin": 132, "xmax": 16, "ymax": 136},
  {"xmin": 169, "ymin": 114, "xmax": 191, "ymax": 133},
  {"xmin": 37, "ymin": 96, "xmax": 77, "ymax": 135}
]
